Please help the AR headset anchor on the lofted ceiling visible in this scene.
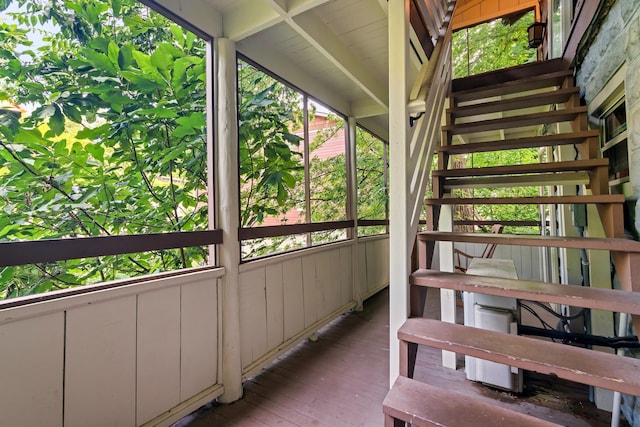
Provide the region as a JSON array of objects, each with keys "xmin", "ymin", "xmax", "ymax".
[
  {"xmin": 148, "ymin": 0, "xmax": 541, "ymax": 141},
  {"xmin": 151, "ymin": 0, "xmax": 430, "ymax": 140}
]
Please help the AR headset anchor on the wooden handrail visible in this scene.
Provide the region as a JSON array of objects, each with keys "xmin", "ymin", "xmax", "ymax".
[
  {"xmin": 357, "ymin": 219, "xmax": 389, "ymax": 227},
  {"xmin": 238, "ymin": 220, "xmax": 354, "ymax": 240},
  {"xmin": 0, "ymin": 230, "xmax": 222, "ymax": 267}
]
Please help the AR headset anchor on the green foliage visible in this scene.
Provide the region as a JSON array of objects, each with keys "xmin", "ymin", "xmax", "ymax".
[
  {"xmin": 452, "ymin": 11, "xmax": 536, "ymax": 78},
  {"xmin": 0, "ymin": 0, "xmax": 209, "ymax": 298},
  {"xmin": 450, "ymin": 10, "xmax": 541, "ymax": 233},
  {"xmin": 308, "ymin": 113, "xmax": 347, "ymax": 225},
  {"xmin": 452, "ymin": 149, "xmax": 541, "ymax": 234},
  {"xmin": 0, "ymin": 0, "xmax": 388, "ymax": 290},
  {"xmin": 238, "ymin": 60, "xmax": 305, "ymax": 228},
  {"xmin": 355, "ymin": 127, "xmax": 387, "ymax": 221}
]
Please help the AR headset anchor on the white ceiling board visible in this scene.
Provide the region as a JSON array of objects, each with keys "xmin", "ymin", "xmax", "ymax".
[
  {"xmin": 358, "ymin": 115, "xmax": 389, "ymax": 141},
  {"xmin": 222, "ymin": 0, "xmax": 284, "ymax": 40},
  {"xmin": 201, "ymin": 0, "xmax": 237, "ymax": 11},
  {"xmin": 153, "ymin": 0, "xmax": 223, "ymax": 38},
  {"xmin": 291, "ymin": 11, "xmax": 388, "ymax": 108},
  {"xmin": 160, "ymin": 0, "xmax": 399, "ymax": 139},
  {"xmin": 237, "ymin": 38, "xmax": 352, "ymax": 117},
  {"xmin": 351, "ymin": 97, "xmax": 388, "ymax": 119}
]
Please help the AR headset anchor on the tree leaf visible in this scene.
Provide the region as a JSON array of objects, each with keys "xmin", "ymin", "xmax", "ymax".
[
  {"xmin": 81, "ymin": 48, "xmax": 118, "ymax": 75},
  {"xmin": 132, "ymin": 50, "xmax": 165, "ymax": 84},
  {"xmin": 48, "ymin": 105, "xmax": 65, "ymax": 136},
  {"xmin": 107, "ymin": 41, "xmax": 120, "ymax": 70}
]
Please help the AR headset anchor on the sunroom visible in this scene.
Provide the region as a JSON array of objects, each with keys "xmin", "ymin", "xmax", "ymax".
[{"xmin": 1, "ymin": 0, "xmax": 640, "ymax": 426}]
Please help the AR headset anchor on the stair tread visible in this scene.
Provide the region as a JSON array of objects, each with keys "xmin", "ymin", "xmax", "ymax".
[
  {"xmin": 451, "ymin": 58, "xmax": 569, "ymax": 93},
  {"xmin": 417, "ymin": 231, "xmax": 640, "ymax": 252},
  {"xmin": 442, "ymin": 172, "xmax": 590, "ymax": 189},
  {"xmin": 442, "ymin": 107, "xmax": 587, "ymax": 135},
  {"xmin": 410, "ymin": 269, "xmax": 640, "ymax": 315},
  {"xmin": 452, "ymin": 70, "xmax": 574, "ymax": 101},
  {"xmin": 383, "ymin": 376, "xmax": 560, "ymax": 427},
  {"xmin": 437, "ymin": 131, "xmax": 600, "ymax": 154},
  {"xmin": 449, "ymin": 87, "xmax": 580, "ymax": 119},
  {"xmin": 433, "ymin": 158, "xmax": 607, "ymax": 178},
  {"xmin": 399, "ymin": 318, "xmax": 640, "ymax": 396},
  {"xmin": 425, "ymin": 194, "xmax": 625, "ymax": 205}
]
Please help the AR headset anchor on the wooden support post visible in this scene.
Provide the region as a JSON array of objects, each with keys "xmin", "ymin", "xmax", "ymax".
[
  {"xmin": 399, "ymin": 339, "xmax": 409, "ymax": 377},
  {"xmin": 439, "ymin": 204, "xmax": 457, "ymax": 369},
  {"xmin": 588, "ymin": 165, "xmax": 609, "ymax": 195},
  {"xmin": 388, "ymin": 0, "xmax": 412, "ymax": 387},
  {"xmin": 596, "ymin": 203, "xmax": 625, "ymax": 238},
  {"xmin": 577, "ymin": 135, "xmax": 600, "ymax": 160},
  {"xmin": 215, "ymin": 38, "xmax": 243, "ymax": 403},
  {"xmin": 347, "ymin": 117, "xmax": 363, "ymax": 310},
  {"xmin": 611, "ymin": 251, "xmax": 640, "ymax": 335}
]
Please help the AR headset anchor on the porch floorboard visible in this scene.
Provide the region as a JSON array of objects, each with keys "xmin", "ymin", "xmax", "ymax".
[{"xmin": 174, "ymin": 288, "xmax": 622, "ymax": 427}]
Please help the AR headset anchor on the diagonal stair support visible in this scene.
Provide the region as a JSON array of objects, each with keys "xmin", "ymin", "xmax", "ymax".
[{"xmin": 388, "ymin": 0, "xmax": 454, "ymax": 384}]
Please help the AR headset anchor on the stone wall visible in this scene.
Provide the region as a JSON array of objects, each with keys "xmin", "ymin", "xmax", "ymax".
[
  {"xmin": 576, "ymin": 0, "xmax": 640, "ymax": 234},
  {"xmin": 576, "ymin": 2, "xmax": 640, "ymax": 424}
]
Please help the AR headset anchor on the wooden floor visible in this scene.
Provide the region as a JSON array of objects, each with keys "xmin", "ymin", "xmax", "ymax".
[{"xmin": 174, "ymin": 288, "xmax": 621, "ymax": 427}]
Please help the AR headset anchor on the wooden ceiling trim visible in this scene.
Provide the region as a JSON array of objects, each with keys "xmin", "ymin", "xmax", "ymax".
[{"xmin": 452, "ymin": 0, "xmax": 540, "ymax": 31}]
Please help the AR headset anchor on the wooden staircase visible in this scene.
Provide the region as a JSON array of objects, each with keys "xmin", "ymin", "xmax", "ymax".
[{"xmin": 383, "ymin": 59, "xmax": 640, "ymax": 426}]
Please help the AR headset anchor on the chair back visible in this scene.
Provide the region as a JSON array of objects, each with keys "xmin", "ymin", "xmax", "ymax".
[{"xmin": 479, "ymin": 224, "xmax": 504, "ymax": 258}]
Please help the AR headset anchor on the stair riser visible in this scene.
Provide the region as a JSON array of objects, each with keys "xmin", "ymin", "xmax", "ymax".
[
  {"xmin": 444, "ymin": 109, "xmax": 587, "ymax": 135},
  {"xmin": 449, "ymin": 88, "xmax": 580, "ymax": 119},
  {"xmin": 452, "ymin": 73, "xmax": 573, "ymax": 102},
  {"xmin": 437, "ymin": 131, "xmax": 600, "ymax": 155},
  {"xmin": 450, "ymin": 58, "xmax": 568, "ymax": 93}
]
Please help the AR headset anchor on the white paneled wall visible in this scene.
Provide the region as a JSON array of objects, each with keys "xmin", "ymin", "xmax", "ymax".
[
  {"xmin": 0, "ymin": 236, "xmax": 392, "ymax": 426},
  {"xmin": 0, "ymin": 312, "xmax": 64, "ymax": 427},
  {"xmin": 65, "ymin": 296, "xmax": 138, "ymax": 427},
  {"xmin": 239, "ymin": 237, "xmax": 389, "ymax": 377},
  {"xmin": 360, "ymin": 236, "xmax": 391, "ymax": 298},
  {"xmin": 0, "ymin": 268, "xmax": 224, "ymax": 427}
]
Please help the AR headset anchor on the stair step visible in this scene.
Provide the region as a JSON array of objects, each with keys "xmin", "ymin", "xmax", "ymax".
[
  {"xmin": 399, "ymin": 318, "xmax": 640, "ymax": 396},
  {"xmin": 451, "ymin": 58, "xmax": 569, "ymax": 93},
  {"xmin": 452, "ymin": 70, "xmax": 574, "ymax": 102},
  {"xmin": 383, "ymin": 376, "xmax": 560, "ymax": 427},
  {"xmin": 417, "ymin": 230, "xmax": 640, "ymax": 252},
  {"xmin": 442, "ymin": 172, "xmax": 590, "ymax": 189},
  {"xmin": 433, "ymin": 158, "xmax": 607, "ymax": 178},
  {"xmin": 410, "ymin": 269, "xmax": 640, "ymax": 315},
  {"xmin": 437, "ymin": 130, "xmax": 600, "ymax": 155},
  {"xmin": 449, "ymin": 87, "xmax": 580, "ymax": 119},
  {"xmin": 442, "ymin": 107, "xmax": 587, "ymax": 135},
  {"xmin": 455, "ymin": 219, "xmax": 543, "ymax": 227},
  {"xmin": 425, "ymin": 194, "xmax": 624, "ymax": 206}
]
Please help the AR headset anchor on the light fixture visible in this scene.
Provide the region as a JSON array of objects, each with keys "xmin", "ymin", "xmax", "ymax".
[{"xmin": 527, "ymin": 22, "xmax": 546, "ymax": 49}]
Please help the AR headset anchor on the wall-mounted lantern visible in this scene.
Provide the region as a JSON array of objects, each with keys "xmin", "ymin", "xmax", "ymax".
[{"xmin": 527, "ymin": 22, "xmax": 546, "ymax": 49}]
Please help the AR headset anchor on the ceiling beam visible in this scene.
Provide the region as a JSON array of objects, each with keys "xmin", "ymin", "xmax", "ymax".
[
  {"xmin": 237, "ymin": 39, "xmax": 351, "ymax": 116},
  {"xmin": 223, "ymin": 0, "xmax": 335, "ymax": 41},
  {"xmin": 290, "ymin": 11, "xmax": 388, "ymax": 110},
  {"xmin": 351, "ymin": 98, "xmax": 388, "ymax": 119}
]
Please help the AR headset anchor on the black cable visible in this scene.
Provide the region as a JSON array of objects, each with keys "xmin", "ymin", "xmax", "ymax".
[
  {"xmin": 525, "ymin": 300, "xmax": 585, "ymax": 321},
  {"xmin": 519, "ymin": 325, "xmax": 640, "ymax": 349},
  {"xmin": 520, "ymin": 303, "xmax": 557, "ymax": 342}
]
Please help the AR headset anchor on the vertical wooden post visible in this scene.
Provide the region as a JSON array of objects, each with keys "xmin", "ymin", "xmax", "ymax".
[
  {"xmin": 439, "ymin": 204, "xmax": 456, "ymax": 369},
  {"xmin": 215, "ymin": 38, "xmax": 243, "ymax": 403},
  {"xmin": 347, "ymin": 117, "xmax": 363, "ymax": 310},
  {"xmin": 388, "ymin": 0, "xmax": 411, "ymax": 387}
]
